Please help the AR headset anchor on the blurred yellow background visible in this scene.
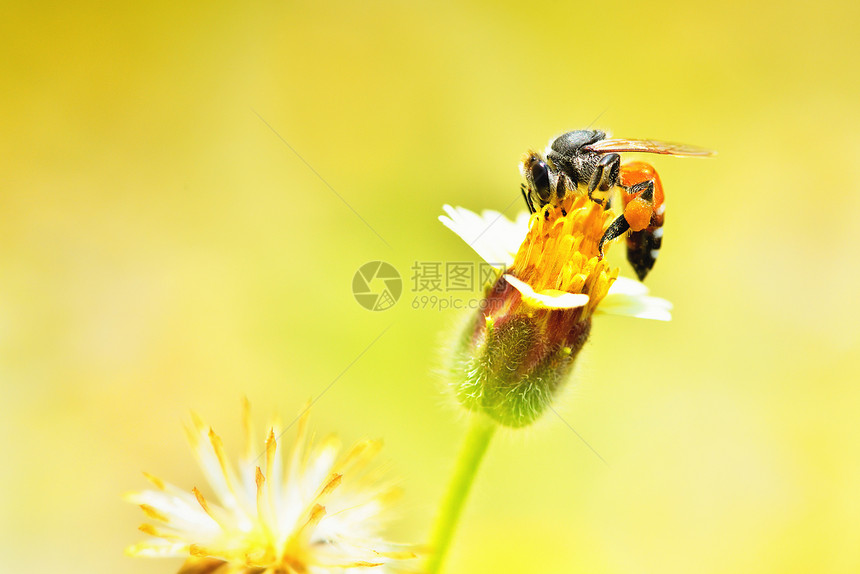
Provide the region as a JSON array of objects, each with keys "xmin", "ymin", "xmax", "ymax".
[{"xmin": 2, "ymin": 0, "xmax": 859, "ymax": 572}]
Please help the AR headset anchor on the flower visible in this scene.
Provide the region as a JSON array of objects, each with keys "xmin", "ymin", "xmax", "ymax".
[
  {"xmin": 439, "ymin": 204, "xmax": 672, "ymax": 321},
  {"xmin": 126, "ymin": 400, "xmax": 417, "ymax": 573},
  {"xmin": 439, "ymin": 198, "xmax": 672, "ymax": 427}
]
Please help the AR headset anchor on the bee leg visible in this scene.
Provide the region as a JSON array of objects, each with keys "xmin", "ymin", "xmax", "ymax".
[
  {"xmin": 597, "ymin": 213, "xmax": 630, "ymax": 258},
  {"xmin": 625, "ymin": 179, "xmax": 654, "ymax": 201},
  {"xmin": 587, "ymin": 153, "xmax": 621, "ymax": 207},
  {"xmin": 555, "ymin": 173, "xmax": 569, "ymax": 202},
  {"xmin": 520, "ymin": 184, "xmax": 537, "ymax": 214}
]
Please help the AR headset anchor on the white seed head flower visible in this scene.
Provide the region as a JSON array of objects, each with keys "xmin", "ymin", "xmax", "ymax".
[{"xmin": 126, "ymin": 400, "xmax": 417, "ymax": 573}]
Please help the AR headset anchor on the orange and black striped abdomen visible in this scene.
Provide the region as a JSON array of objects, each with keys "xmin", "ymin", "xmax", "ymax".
[{"xmin": 619, "ymin": 162, "xmax": 664, "ymax": 281}]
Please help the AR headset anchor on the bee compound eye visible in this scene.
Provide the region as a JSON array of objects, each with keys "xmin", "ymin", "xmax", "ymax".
[{"xmin": 530, "ymin": 160, "xmax": 551, "ymax": 202}]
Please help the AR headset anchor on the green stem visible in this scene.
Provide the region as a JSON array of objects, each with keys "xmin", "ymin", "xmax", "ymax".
[{"xmin": 425, "ymin": 413, "xmax": 497, "ymax": 574}]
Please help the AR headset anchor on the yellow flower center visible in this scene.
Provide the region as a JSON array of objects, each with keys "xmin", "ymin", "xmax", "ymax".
[{"xmin": 510, "ymin": 194, "xmax": 619, "ymax": 316}]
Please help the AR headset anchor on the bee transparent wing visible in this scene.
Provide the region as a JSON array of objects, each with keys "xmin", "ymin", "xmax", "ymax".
[{"xmin": 584, "ymin": 138, "xmax": 716, "ymax": 157}]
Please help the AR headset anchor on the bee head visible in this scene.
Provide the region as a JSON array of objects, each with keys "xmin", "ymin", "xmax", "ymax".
[{"xmin": 520, "ymin": 151, "xmax": 552, "ymax": 205}]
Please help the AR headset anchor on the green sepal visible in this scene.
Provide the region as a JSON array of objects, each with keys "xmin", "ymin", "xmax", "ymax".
[{"xmin": 448, "ymin": 314, "xmax": 587, "ymax": 428}]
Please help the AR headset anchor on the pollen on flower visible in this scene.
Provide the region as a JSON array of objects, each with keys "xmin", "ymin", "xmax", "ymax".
[
  {"xmin": 510, "ymin": 194, "xmax": 619, "ymax": 317},
  {"xmin": 125, "ymin": 402, "xmax": 417, "ymax": 573}
]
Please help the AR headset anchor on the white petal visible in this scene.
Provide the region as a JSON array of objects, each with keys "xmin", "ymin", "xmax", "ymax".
[
  {"xmin": 600, "ymin": 276, "xmax": 673, "ymax": 320},
  {"xmin": 439, "ymin": 205, "xmax": 529, "ymax": 267},
  {"xmin": 125, "ymin": 488, "xmax": 216, "ymax": 533},
  {"xmin": 607, "ymin": 276, "xmax": 650, "ymax": 297},
  {"xmin": 504, "ymin": 274, "xmax": 589, "ymax": 309},
  {"xmin": 125, "ymin": 540, "xmax": 189, "ymax": 557},
  {"xmin": 597, "ymin": 290, "xmax": 673, "ymax": 321}
]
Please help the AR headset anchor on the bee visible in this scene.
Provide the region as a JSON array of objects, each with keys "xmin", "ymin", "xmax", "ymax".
[{"xmin": 520, "ymin": 129, "xmax": 714, "ymax": 281}]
